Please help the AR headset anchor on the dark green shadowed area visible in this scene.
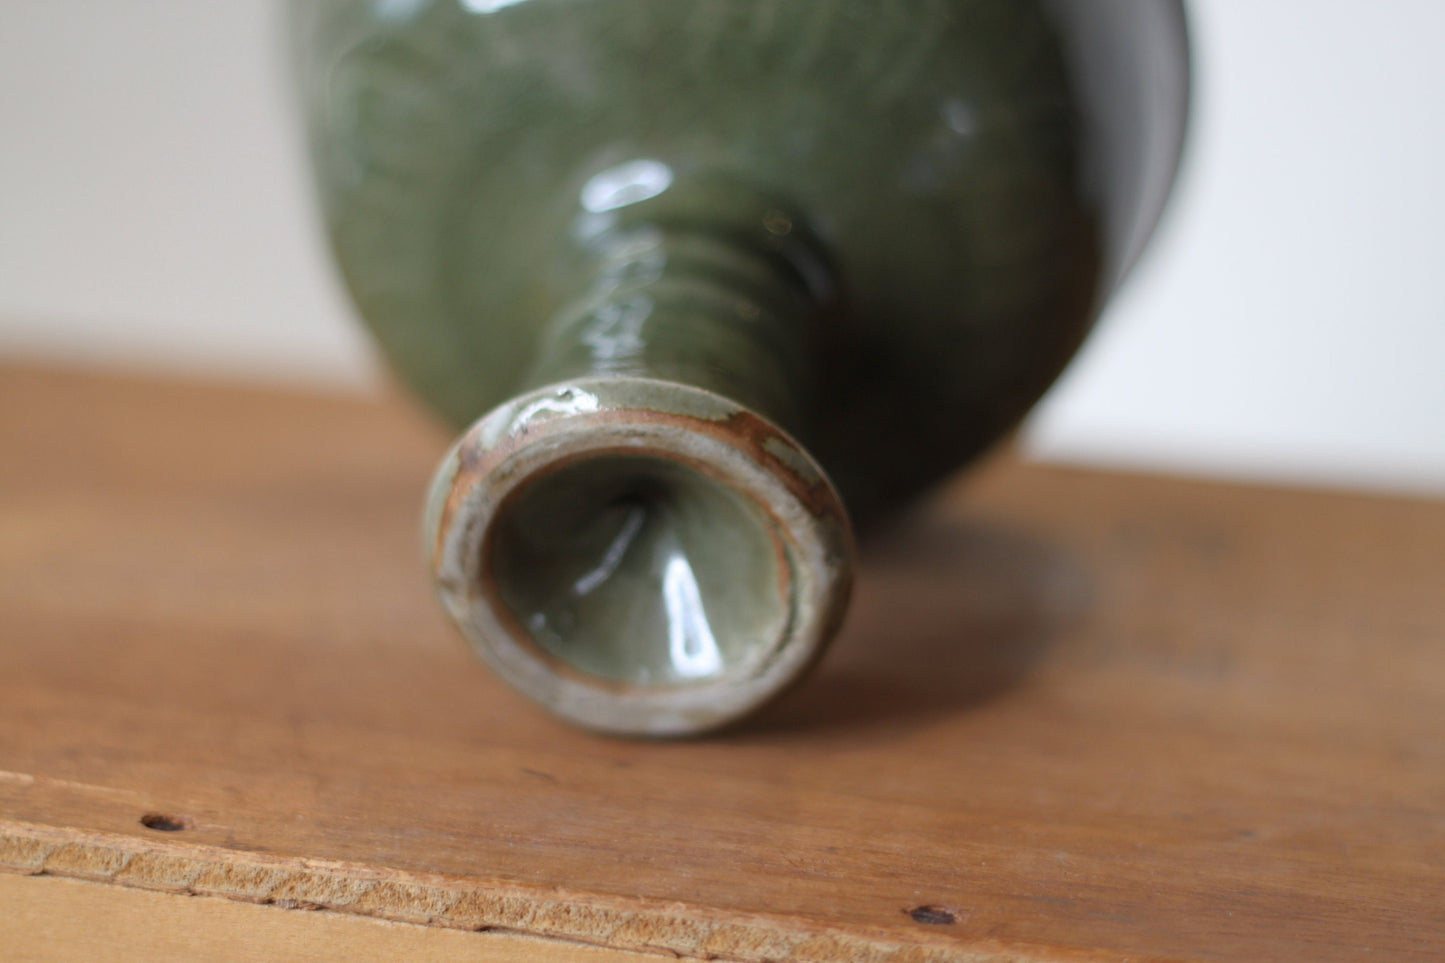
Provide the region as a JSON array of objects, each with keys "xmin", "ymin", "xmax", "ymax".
[{"xmin": 488, "ymin": 455, "xmax": 791, "ymax": 687}]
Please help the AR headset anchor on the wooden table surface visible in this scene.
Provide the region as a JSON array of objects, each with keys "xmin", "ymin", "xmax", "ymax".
[{"xmin": 1, "ymin": 364, "xmax": 1442, "ymax": 962}]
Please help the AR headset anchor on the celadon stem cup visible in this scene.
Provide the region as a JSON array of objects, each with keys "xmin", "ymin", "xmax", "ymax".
[{"xmin": 292, "ymin": 0, "xmax": 1190, "ymax": 735}]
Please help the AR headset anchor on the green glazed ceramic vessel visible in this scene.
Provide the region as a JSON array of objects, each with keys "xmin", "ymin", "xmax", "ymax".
[{"xmin": 292, "ymin": 0, "xmax": 1189, "ymax": 736}]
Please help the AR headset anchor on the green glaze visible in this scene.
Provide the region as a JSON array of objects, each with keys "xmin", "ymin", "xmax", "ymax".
[
  {"xmin": 523, "ymin": 178, "xmax": 823, "ymax": 430},
  {"xmin": 422, "ymin": 374, "xmax": 852, "ymax": 735},
  {"xmin": 491, "ymin": 454, "xmax": 787, "ymax": 687},
  {"xmin": 292, "ymin": 0, "xmax": 1189, "ymax": 734}
]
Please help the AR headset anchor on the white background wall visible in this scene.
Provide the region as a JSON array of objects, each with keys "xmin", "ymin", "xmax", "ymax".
[{"xmin": 2, "ymin": 1, "xmax": 1442, "ymax": 496}]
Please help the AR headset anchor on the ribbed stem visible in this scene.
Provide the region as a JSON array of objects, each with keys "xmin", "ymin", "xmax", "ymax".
[
  {"xmin": 424, "ymin": 191, "xmax": 852, "ymax": 737},
  {"xmin": 524, "ymin": 211, "xmax": 824, "ymax": 433}
]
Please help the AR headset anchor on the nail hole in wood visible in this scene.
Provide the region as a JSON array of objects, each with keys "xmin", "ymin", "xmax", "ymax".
[
  {"xmin": 140, "ymin": 812, "xmax": 189, "ymax": 832},
  {"xmin": 908, "ymin": 905, "xmax": 957, "ymax": 925}
]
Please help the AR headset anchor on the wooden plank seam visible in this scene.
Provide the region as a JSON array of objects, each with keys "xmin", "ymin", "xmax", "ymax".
[{"xmin": 0, "ymin": 820, "xmax": 1138, "ymax": 963}]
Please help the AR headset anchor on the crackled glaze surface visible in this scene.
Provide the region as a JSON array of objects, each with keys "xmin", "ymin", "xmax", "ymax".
[
  {"xmin": 293, "ymin": 0, "xmax": 1188, "ymax": 732},
  {"xmin": 295, "ymin": 0, "xmax": 1187, "ymax": 522}
]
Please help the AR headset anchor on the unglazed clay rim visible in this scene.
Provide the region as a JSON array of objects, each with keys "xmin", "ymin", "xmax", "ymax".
[{"xmin": 426, "ymin": 377, "xmax": 854, "ymax": 737}]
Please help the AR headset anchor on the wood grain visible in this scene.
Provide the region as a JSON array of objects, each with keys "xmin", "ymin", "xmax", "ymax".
[{"xmin": 1, "ymin": 363, "xmax": 1442, "ymax": 961}]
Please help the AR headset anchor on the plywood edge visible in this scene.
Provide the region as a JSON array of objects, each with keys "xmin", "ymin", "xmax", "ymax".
[
  {"xmin": 1, "ymin": 873, "xmax": 663, "ymax": 963},
  {"xmin": 0, "ymin": 819, "xmax": 1142, "ymax": 963}
]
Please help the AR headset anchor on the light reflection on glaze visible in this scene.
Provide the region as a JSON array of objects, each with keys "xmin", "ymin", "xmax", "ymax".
[
  {"xmin": 489, "ymin": 455, "xmax": 786, "ymax": 686},
  {"xmin": 572, "ymin": 504, "xmax": 644, "ymax": 594},
  {"xmin": 662, "ymin": 551, "xmax": 723, "ymax": 679},
  {"xmin": 565, "ymin": 509, "xmax": 724, "ymax": 681},
  {"xmin": 460, "ymin": 0, "xmax": 533, "ymax": 14},
  {"xmin": 507, "ymin": 385, "xmax": 599, "ymax": 436},
  {"xmin": 580, "ymin": 294, "xmax": 651, "ymax": 366},
  {"xmin": 581, "ymin": 160, "xmax": 674, "ymax": 213}
]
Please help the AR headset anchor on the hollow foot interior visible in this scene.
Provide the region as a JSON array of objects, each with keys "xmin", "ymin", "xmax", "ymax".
[{"xmin": 488, "ymin": 454, "xmax": 792, "ymax": 687}]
